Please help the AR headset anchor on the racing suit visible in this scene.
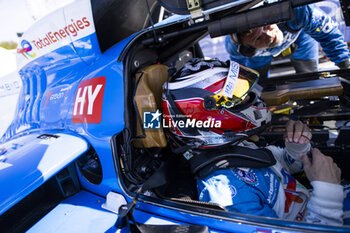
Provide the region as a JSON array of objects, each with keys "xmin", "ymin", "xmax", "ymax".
[
  {"xmin": 225, "ymin": 4, "xmax": 350, "ymax": 78},
  {"xmin": 197, "ymin": 141, "xmax": 344, "ymax": 225}
]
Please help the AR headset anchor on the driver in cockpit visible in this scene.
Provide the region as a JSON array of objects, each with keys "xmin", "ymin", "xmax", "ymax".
[{"xmin": 162, "ymin": 58, "xmax": 348, "ymax": 225}]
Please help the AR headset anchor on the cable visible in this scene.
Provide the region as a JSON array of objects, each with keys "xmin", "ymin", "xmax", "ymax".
[
  {"xmin": 145, "ymin": 0, "xmax": 158, "ymax": 44},
  {"xmin": 132, "ymin": 71, "xmax": 147, "ymax": 139}
]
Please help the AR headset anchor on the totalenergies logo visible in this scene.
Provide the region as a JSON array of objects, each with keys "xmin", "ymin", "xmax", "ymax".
[
  {"xmin": 16, "ymin": 16, "xmax": 91, "ymax": 60},
  {"xmin": 17, "ymin": 40, "xmax": 36, "ymax": 59},
  {"xmin": 31, "ymin": 17, "xmax": 91, "ymax": 50}
]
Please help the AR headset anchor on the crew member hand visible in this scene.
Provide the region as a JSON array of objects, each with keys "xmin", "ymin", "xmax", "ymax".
[
  {"xmin": 301, "ymin": 148, "xmax": 341, "ymax": 184},
  {"xmin": 285, "ymin": 120, "xmax": 312, "ymax": 144}
]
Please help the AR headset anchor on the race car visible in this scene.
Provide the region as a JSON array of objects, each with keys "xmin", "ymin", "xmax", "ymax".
[{"xmin": 1, "ymin": 0, "xmax": 350, "ymax": 232}]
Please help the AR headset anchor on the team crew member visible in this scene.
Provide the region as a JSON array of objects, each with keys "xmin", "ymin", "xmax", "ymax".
[{"xmin": 225, "ymin": 3, "xmax": 350, "ymax": 81}]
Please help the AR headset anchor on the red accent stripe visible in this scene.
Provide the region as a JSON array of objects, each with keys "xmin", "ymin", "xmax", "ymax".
[
  {"xmin": 204, "ymin": 78, "xmax": 225, "ymax": 93},
  {"xmin": 286, "ymin": 176, "xmax": 296, "ymax": 191}
]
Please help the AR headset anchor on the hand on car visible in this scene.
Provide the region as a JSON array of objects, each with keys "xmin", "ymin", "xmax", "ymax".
[
  {"xmin": 285, "ymin": 120, "xmax": 312, "ymax": 144},
  {"xmin": 301, "ymin": 148, "xmax": 341, "ymax": 184}
]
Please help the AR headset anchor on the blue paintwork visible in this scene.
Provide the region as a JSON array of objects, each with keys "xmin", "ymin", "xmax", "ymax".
[
  {"xmin": 0, "ymin": 131, "xmax": 88, "ymax": 215},
  {"xmin": 3, "ymin": 31, "xmax": 132, "ymax": 198},
  {"xmin": 27, "ymin": 190, "xmax": 118, "ymax": 233},
  {"xmin": 63, "ymin": 34, "xmax": 133, "ymax": 197}
]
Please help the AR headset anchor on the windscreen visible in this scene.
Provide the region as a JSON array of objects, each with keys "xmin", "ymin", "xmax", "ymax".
[{"xmin": 91, "ymin": 0, "xmax": 159, "ymax": 52}]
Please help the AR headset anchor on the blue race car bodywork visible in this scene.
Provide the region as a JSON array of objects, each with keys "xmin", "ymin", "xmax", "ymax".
[{"xmin": 1, "ymin": 0, "xmax": 350, "ymax": 232}]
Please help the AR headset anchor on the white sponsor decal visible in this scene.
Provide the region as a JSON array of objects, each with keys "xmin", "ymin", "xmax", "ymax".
[
  {"xmin": 49, "ymin": 92, "xmax": 65, "ymax": 101},
  {"xmin": 0, "ymin": 162, "xmax": 12, "ymax": 170},
  {"xmin": 0, "ymin": 80, "xmax": 21, "ymax": 97},
  {"xmin": 73, "ymin": 84, "xmax": 103, "ymax": 116},
  {"xmin": 17, "ymin": 0, "xmax": 95, "ymax": 69},
  {"xmin": 222, "ymin": 60, "xmax": 239, "ymax": 98}
]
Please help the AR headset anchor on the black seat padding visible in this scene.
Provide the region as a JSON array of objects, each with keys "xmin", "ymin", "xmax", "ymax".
[{"xmin": 189, "ymin": 145, "xmax": 276, "ymax": 179}]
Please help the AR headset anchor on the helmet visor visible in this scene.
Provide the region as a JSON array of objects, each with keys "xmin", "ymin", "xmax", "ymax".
[{"xmin": 219, "ymin": 61, "xmax": 259, "ymax": 108}]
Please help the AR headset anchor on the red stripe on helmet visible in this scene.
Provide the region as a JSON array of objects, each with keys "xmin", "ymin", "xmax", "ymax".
[
  {"xmin": 204, "ymin": 78, "xmax": 225, "ymax": 93},
  {"xmin": 175, "ymin": 99, "xmax": 256, "ymax": 132}
]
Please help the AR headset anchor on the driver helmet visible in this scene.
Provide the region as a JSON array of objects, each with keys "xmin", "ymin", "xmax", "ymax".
[{"xmin": 162, "ymin": 58, "xmax": 271, "ymax": 148}]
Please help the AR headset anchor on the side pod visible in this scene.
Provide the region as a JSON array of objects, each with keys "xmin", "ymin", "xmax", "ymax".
[{"xmin": 0, "ymin": 132, "xmax": 89, "ymax": 215}]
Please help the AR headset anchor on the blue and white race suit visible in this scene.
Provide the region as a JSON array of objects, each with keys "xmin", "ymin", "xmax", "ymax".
[
  {"xmin": 225, "ymin": 4, "xmax": 350, "ymax": 72},
  {"xmin": 197, "ymin": 141, "xmax": 344, "ymax": 225}
]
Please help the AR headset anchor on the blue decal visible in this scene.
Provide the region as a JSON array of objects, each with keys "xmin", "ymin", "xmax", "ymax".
[{"xmin": 235, "ymin": 169, "xmax": 257, "ymax": 184}]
